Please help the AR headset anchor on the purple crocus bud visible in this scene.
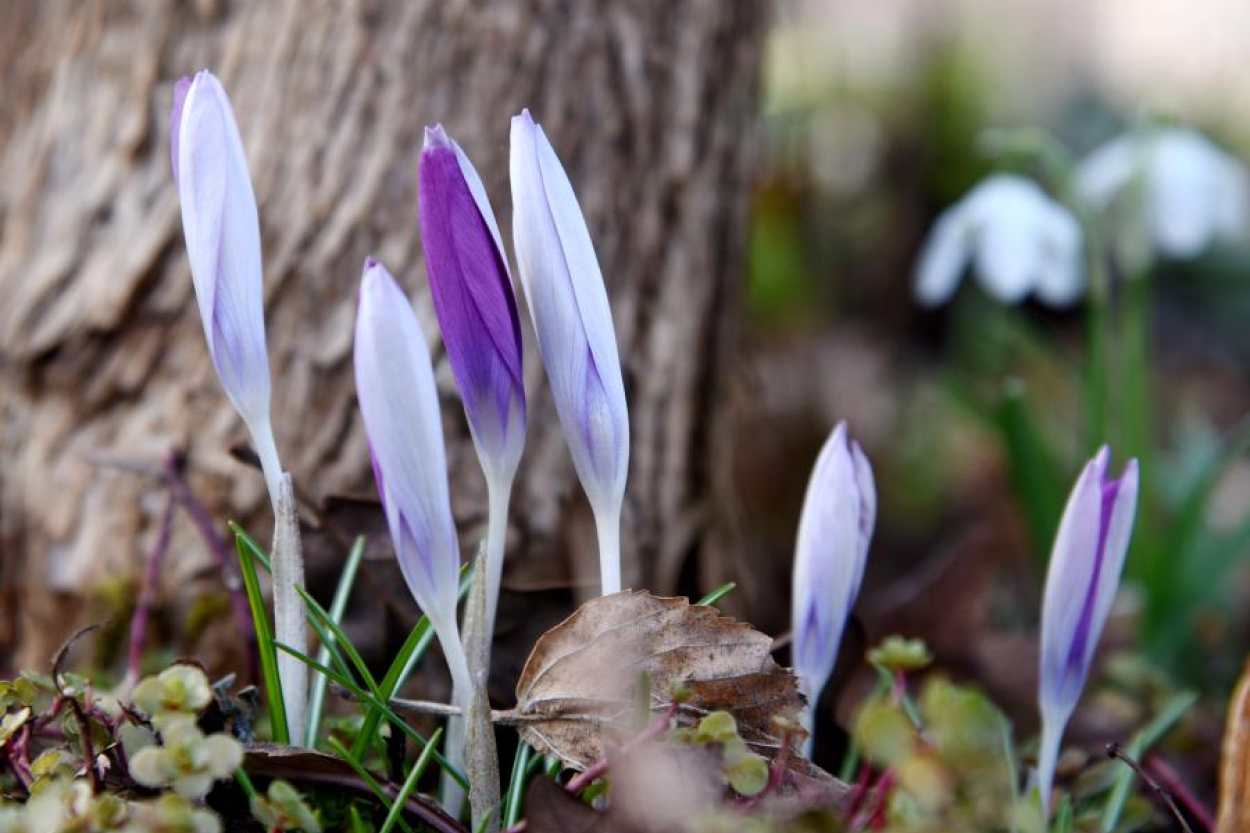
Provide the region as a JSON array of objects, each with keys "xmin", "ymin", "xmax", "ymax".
[
  {"xmin": 510, "ymin": 109, "xmax": 629, "ymax": 594},
  {"xmin": 1037, "ymin": 448, "xmax": 1139, "ymax": 814},
  {"xmin": 353, "ymin": 258, "xmax": 471, "ymax": 697},
  {"xmin": 419, "ymin": 125, "xmax": 526, "ymax": 482},
  {"xmin": 790, "ymin": 422, "xmax": 875, "ymax": 754},
  {"xmin": 419, "ymin": 126, "xmax": 526, "ymax": 639},
  {"xmin": 171, "ymin": 70, "xmax": 281, "ymax": 505}
]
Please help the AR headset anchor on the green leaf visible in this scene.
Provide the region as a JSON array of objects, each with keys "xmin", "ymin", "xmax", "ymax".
[
  {"xmin": 695, "ymin": 582, "xmax": 736, "ymax": 608},
  {"xmin": 1099, "ymin": 690, "xmax": 1197, "ymax": 832},
  {"xmin": 235, "ymin": 531, "xmax": 288, "ymax": 745},
  {"xmin": 275, "ymin": 642, "xmax": 467, "ymax": 790},
  {"xmin": 379, "ymin": 728, "xmax": 442, "ymax": 833},
  {"xmin": 351, "ymin": 563, "xmax": 473, "ymax": 760},
  {"xmin": 326, "ymin": 737, "xmax": 413, "ymax": 833},
  {"xmin": 308, "ymin": 536, "xmax": 367, "ymax": 745},
  {"xmin": 503, "ymin": 740, "xmax": 534, "ymax": 828}
]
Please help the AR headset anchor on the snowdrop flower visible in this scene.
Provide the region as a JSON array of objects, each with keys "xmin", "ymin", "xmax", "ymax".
[
  {"xmin": 915, "ymin": 174, "xmax": 1083, "ymax": 308},
  {"xmin": 1037, "ymin": 447, "xmax": 1138, "ymax": 815},
  {"xmin": 353, "ymin": 258, "xmax": 472, "ymax": 702},
  {"xmin": 510, "ymin": 109, "xmax": 629, "ymax": 594},
  {"xmin": 171, "ymin": 71, "xmax": 282, "ymax": 505},
  {"xmin": 1077, "ymin": 127, "xmax": 1249, "ymax": 261},
  {"xmin": 791, "ymin": 421, "xmax": 875, "ymax": 755},
  {"xmin": 419, "ymin": 125, "xmax": 525, "ymax": 636}
]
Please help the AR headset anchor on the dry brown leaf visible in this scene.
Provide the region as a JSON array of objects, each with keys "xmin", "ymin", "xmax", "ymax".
[
  {"xmin": 513, "ymin": 590, "xmax": 806, "ymax": 772},
  {"xmin": 1217, "ymin": 656, "xmax": 1250, "ymax": 833}
]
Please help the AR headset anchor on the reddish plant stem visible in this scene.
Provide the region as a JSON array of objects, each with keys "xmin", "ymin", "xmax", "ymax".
[
  {"xmin": 125, "ymin": 492, "xmax": 177, "ymax": 688},
  {"xmin": 164, "ymin": 454, "xmax": 260, "ymax": 682},
  {"xmin": 7, "ymin": 725, "xmax": 34, "ymax": 791},
  {"xmin": 736, "ymin": 728, "xmax": 793, "ymax": 811},
  {"xmin": 67, "ymin": 697, "xmax": 101, "ymax": 793},
  {"xmin": 564, "ymin": 701, "xmax": 681, "ymax": 795},
  {"xmin": 844, "ymin": 764, "xmax": 874, "ymax": 819},
  {"xmin": 1143, "ymin": 752, "xmax": 1214, "ymax": 833},
  {"xmin": 849, "ymin": 769, "xmax": 894, "ymax": 831}
]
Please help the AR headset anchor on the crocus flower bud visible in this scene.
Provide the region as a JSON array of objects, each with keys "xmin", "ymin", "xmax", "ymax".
[
  {"xmin": 1037, "ymin": 448, "xmax": 1138, "ymax": 814},
  {"xmin": 419, "ymin": 125, "xmax": 526, "ymax": 482},
  {"xmin": 510, "ymin": 109, "xmax": 629, "ymax": 594},
  {"xmin": 791, "ymin": 422, "xmax": 875, "ymax": 754},
  {"xmin": 915, "ymin": 174, "xmax": 1083, "ymax": 309},
  {"xmin": 171, "ymin": 70, "xmax": 282, "ymax": 505},
  {"xmin": 353, "ymin": 258, "xmax": 471, "ymax": 697}
]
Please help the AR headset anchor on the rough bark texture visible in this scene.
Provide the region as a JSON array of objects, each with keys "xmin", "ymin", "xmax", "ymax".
[{"xmin": 0, "ymin": 0, "xmax": 765, "ymax": 672}]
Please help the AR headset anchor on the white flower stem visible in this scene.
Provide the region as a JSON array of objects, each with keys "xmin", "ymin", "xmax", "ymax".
[
  {"xmin": 483, "ymin": 476, "xmax": 512, "ymax": 643},
  {"xmin": 592, "ymin": 501, "xmax": 622, "ymax": 595},
  {"xmin": 271, "ymin": 474, "xmax": 307, "ymax": 747},
  {"xmin": 435, "ymin": 612, "xmax": 473, "ymax": 818},
  {"xmin": 249, "ymin": 416, "xmax": 284, "ymax": 514}
]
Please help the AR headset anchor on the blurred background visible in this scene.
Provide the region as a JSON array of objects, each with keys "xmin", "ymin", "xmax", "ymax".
[{"xmin": 2, "ymin": 0, "xmax": 1249, "ymax": 804}]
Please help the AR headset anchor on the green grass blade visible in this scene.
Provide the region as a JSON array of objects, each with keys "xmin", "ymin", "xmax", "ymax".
[
  {"xmin": 994, "ymin": 381, "xmax": 1064, "ymax": 562},
  {"xmin": 275, "ymin": 641, "xmax": 468, "ymax": 790},
  {"xmin": 696, "ymin": 582, "xmax": 736, "ymax": 607},
  {"xmin": 1099, "ymin": 690, "xmax": 1198, "ymax": 832},
  {"xmin": 297, "ymin": 585, "xmax": 384, "ymax": 700},
  {"xmin": 380, "ymin": 728, "xmax": 443, "ymax": 833},
  {"xmin": 503, "ymin": 740, "xmax": 533, "ymax": 827},
  {"xmin": 352, "ymin": 564, "xmax": 474, "ymax": 760},
  {"xmin": 235, "ymin": 531, "xmax": 288, "ymax": 744},
  {"xmin": 230, "ymin": 522, "xmax": 273, "ymax": 573},
  {"xmin": 327, "ymin": 737, "xmax": 414, "ymax": 833},
  {"xmin": 307, "ymin": 536, "xmax": 366, "ymax": 744}
]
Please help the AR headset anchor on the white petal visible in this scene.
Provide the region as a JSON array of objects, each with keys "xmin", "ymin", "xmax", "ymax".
[
  {"xmin": 914, "ymin": 202, "xmax": 977, "ymax": 306},
  {"xmin": 177, "ymin": 71, "xmax": 271, "ymax": 426},
  {"xmin": 510, "ymin": 111, "xmax": 628, "ymax": 512},
  {"xmin": 1034, "ymin": 204, "xmax": 1085, "ymax": 307},
  {"xmin": 1076, "ymin": 135, "xmax": 1139, "ymax": 210},
  {"xmin": 1148, "ymin": 130, "xmax": 1224, "ymax": 258},
  {"xmin": 354, "ymin": 260, "xmax": 461, "ymax": 630}
]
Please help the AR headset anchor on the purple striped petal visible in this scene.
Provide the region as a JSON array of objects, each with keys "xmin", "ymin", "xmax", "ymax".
[
  {"xmin": 791, "ymin": 421, "xmax": 876, "ymax": 739},
  {"xmin": 509, "ymin": 110, "xmax": 629, "ymax": 519},
  {"xmin": 173, "ymin": 70, "xmax": 271, "ymax": 434},
  {"xmin": 1037, "ymin": 447, "xmax": 1139, "ymax": 813},
  {"xmin": 419, "ymin": 125, "xmax": 526, "ymax": 481},
  {"xmin": 354, "ymin": 259, "xmax": 462, "ymax": 634}
]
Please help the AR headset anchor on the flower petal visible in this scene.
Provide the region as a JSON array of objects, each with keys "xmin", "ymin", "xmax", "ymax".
[
  {"xmin": 509, "ymin": 110, "xmax": 628, "ymax": 514},
  {"xmin": 354, "ymin": 259, "xmax": 461, "ymax": 632}
]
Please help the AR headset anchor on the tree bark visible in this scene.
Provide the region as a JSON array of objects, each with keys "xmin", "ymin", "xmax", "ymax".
[{"xmin": 0, "ymin": 0, "xmax": 765, "ymax": 673}]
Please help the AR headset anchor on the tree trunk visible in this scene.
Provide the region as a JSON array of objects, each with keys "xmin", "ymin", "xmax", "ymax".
[{"xmin": 0, "ymin": 0, "xmax": 765, "ymax": 674}]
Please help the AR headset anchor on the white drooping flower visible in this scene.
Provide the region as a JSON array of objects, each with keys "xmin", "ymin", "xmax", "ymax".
[
  {"xmin": 1077, "ymin": 127, "xmax": 1250, "ymax": 261},
  {"xmin": 915, "ymin": 174, "xmax": 1083, "ymax": 308}
]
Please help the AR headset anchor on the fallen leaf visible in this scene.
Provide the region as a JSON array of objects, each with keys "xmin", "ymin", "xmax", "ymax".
[
  {"xmin": 513, "ymin": 591, "xmax": 807, "ymax": 772},
  {"xmin": 1217, "ymin": 657, "xmax": 1250, "ymax": 833}
]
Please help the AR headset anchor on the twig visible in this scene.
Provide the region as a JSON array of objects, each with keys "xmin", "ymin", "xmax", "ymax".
[
  {"xmin": 124, "ymin": 492, "xmax": 177, "ymax": 689},
  {"xmin": 51, "ymin": 622, "xmax": 107, "ymax": 689},
  {"xmin": 564, "ymin": 701, "xmax": 680, "ymax": 795},
  {"xmin": 1143, "ymin": 751, "xmax": 1214, "ymax": 833},
  {"xmin": 1106, "ymin": 743, "xmax": 1195, "ymax": 833}
]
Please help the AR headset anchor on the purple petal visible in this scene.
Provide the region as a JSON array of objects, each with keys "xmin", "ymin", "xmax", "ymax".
[
  {"xmin": 1037, "ymin": 448, "xmax": 1139, "ymax": 811},
  {"xmin": 790, "ymin": 422, "xmax": 875, "ymax": 707},
  {"xmin": 419, "ymin": 126, "xmax": 526, "ymax": 477}
]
